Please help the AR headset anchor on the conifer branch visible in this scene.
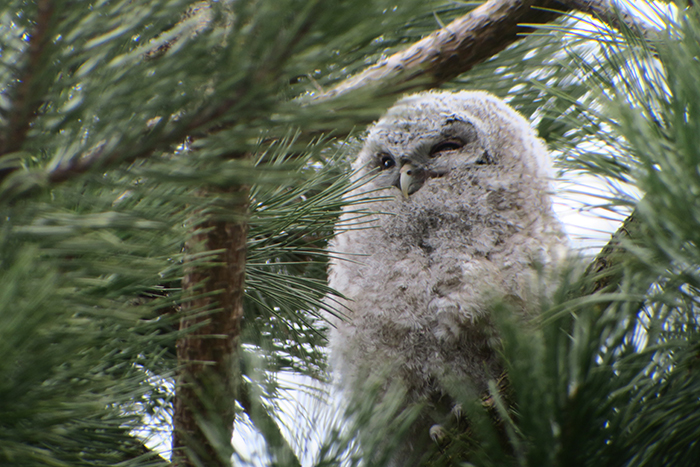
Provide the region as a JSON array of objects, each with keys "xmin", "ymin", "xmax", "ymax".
[
  {"xmin": 0, "ymin": 0, "xmax": 653, "ymax": 198},
  {"xmin": 0, "ymin": 90, "xmax": 249, "ymax": 202},
  {"xmin": 313, "ymin": 0, "xmax": 654, "ymax": 101},
  {"xmin": 315, "ymin": 0, "xmax": 565, "ymax": 100},
  {"xmin": 580, "ymin": 210, "xmax": 642, "ymax": 295},
  {"xmin": 0, "ymin": 0, "xmax": 53, "ymax": 156}
]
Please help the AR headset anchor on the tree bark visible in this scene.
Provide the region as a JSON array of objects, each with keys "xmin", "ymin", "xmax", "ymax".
[
  {"xmin": 581, "ymin": 210, "xmax": 643, "ymax": 295},
  {"xmin": 315, "ymin": 0, "xmax": 657, "ymax": 102},
  {"xmin": 316, "ymin": 0, "xmax": 567, "ymax": 101},
  {"xmin": 172, "ymin": 185, "xmax": 249, "ymax": 467},
  {"xmin": 0, "ymin": 0, "xmax": 53, "ymax": 157}
]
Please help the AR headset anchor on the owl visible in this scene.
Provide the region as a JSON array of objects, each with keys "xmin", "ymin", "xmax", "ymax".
[{"xmin": 327, "ymin": 90, "xmax": 567, "ymax": 464}]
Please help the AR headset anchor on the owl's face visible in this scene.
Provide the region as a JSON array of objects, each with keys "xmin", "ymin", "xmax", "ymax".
[
  {"xmin": 353, "ymin": 91, "xmax": 549, "ymax": 199},
  {"xmin": 365, "ymin": 116, "xmax": 490, "ymax": 197}
]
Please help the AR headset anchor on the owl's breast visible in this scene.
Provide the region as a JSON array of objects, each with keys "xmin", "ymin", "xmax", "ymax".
[{"xmin": 328, "ymin": 168, "xmax": 565, "ymax": 394}]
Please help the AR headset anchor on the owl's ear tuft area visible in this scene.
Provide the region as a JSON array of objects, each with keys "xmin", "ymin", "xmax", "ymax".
[{"xmin": 429, "ymin": 140, "xmax": 464, "ymax": 157}]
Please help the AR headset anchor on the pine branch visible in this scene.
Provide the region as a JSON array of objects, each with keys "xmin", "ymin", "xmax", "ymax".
[
  {"xmin": 0, "ymin": 0, "xmax": 53, "ymax": 156},
  {"xmin": 580, "ymin": 210, "xmax": 643, "ymax": 296},
  {"xmin": 314, "ymin": 0, "xmax": 656, "ymax": 101},
  {"xmin": 4, "ymin": 86, "xmax": 250, "ymax": 198},
  {"xmin": 0, "ymin": 0, "xmax": 655, "ymax": 201},
  {"xmin": 315, "ymin": 0, "xmax": 564, "ymax": 100}
]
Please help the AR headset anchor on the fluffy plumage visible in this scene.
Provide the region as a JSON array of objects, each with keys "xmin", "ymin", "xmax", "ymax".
[{"xmin": 328, "ymin": 90, "xmax": 567, "ymax": 462}]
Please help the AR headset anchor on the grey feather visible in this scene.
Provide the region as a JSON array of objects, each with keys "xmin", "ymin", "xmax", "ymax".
[{"xmin": 327, "ymin": 90, "xmax": 567, "ymax": 463}]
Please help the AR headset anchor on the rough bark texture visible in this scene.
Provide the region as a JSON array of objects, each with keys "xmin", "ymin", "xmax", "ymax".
[
  {"xmin": 582, "ymin": 211, "xmax": 642, "ymax": 295},
  {"xmin": 172, "ymin": 185, "xmax": 249, "ymax": 467},
  {"xmin": 317, "ymin": 0, "xmax": 569, "ymax": 101}
]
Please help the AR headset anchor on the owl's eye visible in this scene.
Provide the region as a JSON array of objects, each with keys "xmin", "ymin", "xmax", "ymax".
[
  {"xmin": 430, "ymin": 140, "xmax": 464, "ymax": 157},
  {"xmin": 378, "ymin": 153, "xmax": 395, "ymax": 170}
]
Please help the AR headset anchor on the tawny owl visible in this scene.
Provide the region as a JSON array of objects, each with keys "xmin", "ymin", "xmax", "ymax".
[{"xmin": 327, "ymin": 90, "xmax": 567, "ymax": 464}]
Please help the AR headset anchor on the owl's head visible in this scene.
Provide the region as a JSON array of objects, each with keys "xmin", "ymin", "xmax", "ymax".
[{"xmin": 352, "ymin": 91, "xmax": 551, "ymax": 197}]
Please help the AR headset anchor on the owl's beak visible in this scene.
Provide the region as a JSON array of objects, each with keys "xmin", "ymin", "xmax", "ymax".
[{"xmin": 400, "ymin": 163, "xmax": 417, "ymax": 198}]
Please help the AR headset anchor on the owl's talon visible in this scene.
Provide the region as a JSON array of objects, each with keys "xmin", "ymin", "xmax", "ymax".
[
  {"xmin": 429, "ymin": 424, "xmax": 447, "ymax": 443},
  {"xmin": 451, "ymin": 403, "xmax": 463, "ymax": 419}
]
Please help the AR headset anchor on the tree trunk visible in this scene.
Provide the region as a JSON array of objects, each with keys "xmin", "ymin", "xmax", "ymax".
[{"xmin": 172, "ymin": 184, "xmax": 249, "ymax": 467}]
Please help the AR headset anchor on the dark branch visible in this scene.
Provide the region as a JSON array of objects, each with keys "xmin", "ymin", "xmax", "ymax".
[
  {"xmin": 0, "ymin": 0, "xmax": 53, "ymax": 157},
  {"xmin": 580, "ymin": 210, "xmax": 643, "ymax": 296},
  {"xmin": 316, "ymin": 0, "xmax": 659, "ymax": 101},
  {"xmin": 315, "ymin": 0, "xmax": 567, "ymax": 101}
]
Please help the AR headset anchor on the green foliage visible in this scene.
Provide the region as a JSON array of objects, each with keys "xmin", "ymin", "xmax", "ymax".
[
  {"xmin": 0, "ymin": 0, "xmax": 472, "ymax": 465},
  {"xmin": 0, "ymin": 204, "xmax": 176, "ymax": 466},
  {"xmin": 449, "ymin": 6, "xmax": 700, "ymax": 467},
  {"xmin": 1, "ymin": 0, "xmax": 699, "ymax": 466}
]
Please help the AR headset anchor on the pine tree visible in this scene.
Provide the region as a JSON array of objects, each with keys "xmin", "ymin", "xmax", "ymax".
[{"xmin": 0, "ymin": 1, "xmax": 698, "ymax": 466}]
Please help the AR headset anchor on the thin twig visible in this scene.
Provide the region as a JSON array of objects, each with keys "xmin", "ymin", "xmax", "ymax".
[{"xmin": 564, "ymin": 0, "xmax": 658, "ymax": 40}]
